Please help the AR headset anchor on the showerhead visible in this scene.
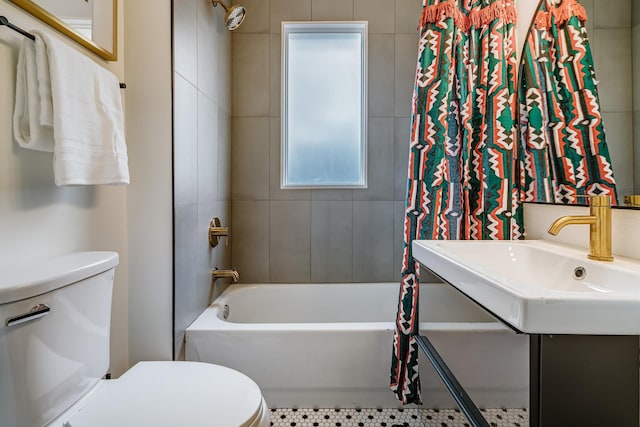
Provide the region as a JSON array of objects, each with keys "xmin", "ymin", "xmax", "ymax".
[{"xmin": 212, "ymin": 0, "xmax": 246, "ymax": 31}]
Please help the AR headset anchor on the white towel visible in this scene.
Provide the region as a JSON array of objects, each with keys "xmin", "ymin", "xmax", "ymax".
[
  {"xmin": 13, "ymin": 38, "xmax": 54, "ymax": 152},
  {"xmin": 16, "ymin": 31, "xmax": 130, "ymax": 185}
]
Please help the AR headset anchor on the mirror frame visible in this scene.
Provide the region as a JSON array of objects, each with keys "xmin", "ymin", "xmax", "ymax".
[{"xmin": 8, "ymin": 0, "xmax": 117, "ymax": 61}]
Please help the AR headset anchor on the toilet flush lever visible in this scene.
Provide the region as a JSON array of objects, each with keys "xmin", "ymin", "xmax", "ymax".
[
  {"xmin": 6, "ymin": 304, "xmax": 51, "ymax": 327},
  {"xmin": 209, "ymin": 217, "xmax": 229, "ymax": 248}
]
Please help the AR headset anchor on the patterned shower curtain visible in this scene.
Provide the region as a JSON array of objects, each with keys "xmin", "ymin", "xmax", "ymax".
[
  {"xmin": 519, "ymin": 0, "xmax": 618, "ymax": 204},
  {"xmin": 390, "ymin": 0, "xmax": 521, "ymax": 405}
]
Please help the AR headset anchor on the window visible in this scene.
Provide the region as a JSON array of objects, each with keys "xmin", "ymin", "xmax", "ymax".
[{"xmin": 281, "ymin": 22, "xmax": 367, "ymax": 188}]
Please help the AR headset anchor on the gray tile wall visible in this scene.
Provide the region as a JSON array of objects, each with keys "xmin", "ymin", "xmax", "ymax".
[
  {"xmin": 588, "ymin": 0, "xmax": 636, "ymax": 197},
  {"xmin": 173, "ymin": 0, "xmax": 232, "ymax": 358},
  {"xmin": 633, "ymin": 1, "xmax": 640, "ymax": 192},
  {"xmin": 231, "ymin": 0, "xmax": 422, "ymax": 283}
]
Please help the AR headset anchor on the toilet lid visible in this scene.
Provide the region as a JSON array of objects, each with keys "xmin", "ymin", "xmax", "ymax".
[{"xmin": 62, "ymin": 361, "xmax": 265, "ymax": 427}]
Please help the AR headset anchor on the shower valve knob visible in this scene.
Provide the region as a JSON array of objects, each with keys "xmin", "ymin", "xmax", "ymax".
[{"xmin": 209, "ymin": 217, "xmax": 229, "ymax": 248}]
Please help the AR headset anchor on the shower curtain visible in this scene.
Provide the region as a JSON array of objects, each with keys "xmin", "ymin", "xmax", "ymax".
[
  {"xmin": 390, "ymin": 0, "xmax": 521, "ymax": 405},
  {"xmin": 518, "ymin": 0, "xmax": 618, "ymax": 205}
]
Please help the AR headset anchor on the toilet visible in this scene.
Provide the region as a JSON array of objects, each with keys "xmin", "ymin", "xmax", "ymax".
[{"xmin": 0, "ymin": 252, "xmax": 270, "ymax": 427}]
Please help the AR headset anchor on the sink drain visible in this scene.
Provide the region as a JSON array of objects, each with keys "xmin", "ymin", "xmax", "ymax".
[
  {"xmin": 573, "ymin": 266, "xmax": 587, "ymax": 280},
  {"xmin": 223, "ymin": 304, "xmax": 230, "ymax": 320}
]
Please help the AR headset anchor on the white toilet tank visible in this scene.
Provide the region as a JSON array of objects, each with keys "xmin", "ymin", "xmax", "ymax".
[{"xmin": 0, "ymin": 252, "xmax": 118, "ymax": 427}]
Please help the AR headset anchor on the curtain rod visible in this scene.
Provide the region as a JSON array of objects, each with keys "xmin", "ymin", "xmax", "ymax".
[{"xmin": 0, "ymin": 15, "xmax": 126, "ymax": 89}]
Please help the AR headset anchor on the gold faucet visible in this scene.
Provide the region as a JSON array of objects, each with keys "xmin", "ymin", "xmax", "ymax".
[
  {"xmin": 211, "ymin": 268, "xmax": 239, "ymax": 283},
  {"xmin": 547, "ymin": 195, "xmax": 613, "ymax": 262},
  {"xmin": 624, "ymin": 195, "xmax": 640, "ymax": 207}
]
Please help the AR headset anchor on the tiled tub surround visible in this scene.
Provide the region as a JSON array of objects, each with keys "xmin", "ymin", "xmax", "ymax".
[
  {"xmin": 230, "ymin": 0, "xmax": 424, "ymax": 283},
  {"xmin": 584, "ymin": 0, "xmax": 636, "ymax": 198},
  {"xmin": 173, "ymin": 0, "xmax": 232, "ymax": 359},
  {"xmin": 186, "ymin": 282, "xmax": 528, "ymax": 409}
]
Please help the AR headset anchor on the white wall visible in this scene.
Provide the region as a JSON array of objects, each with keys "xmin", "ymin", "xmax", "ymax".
[
  {"xmin": 123, "ymin": 0, "xmax": 174, "ymax": 365},
  {"xmin": 0, "ymin": 0, "xmax": 128, "ymax": 376},
  {"xmin": 1, "ymin": 0, "xmax": 190, "ymax": 376}
]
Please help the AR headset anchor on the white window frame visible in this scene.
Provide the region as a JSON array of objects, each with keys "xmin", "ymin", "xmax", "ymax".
[{"xmin": 281, "ymin": 21, "xmax": 368, "ymax": 189}]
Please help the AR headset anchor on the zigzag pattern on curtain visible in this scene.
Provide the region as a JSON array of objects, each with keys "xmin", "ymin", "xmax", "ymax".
[
  {"xmin": 390, "ymin": 0, "xmax": 522, "ymax": 405},
  {"xmin": 519, "ymin": 0, "xmax": 618, "ymax": 205}
]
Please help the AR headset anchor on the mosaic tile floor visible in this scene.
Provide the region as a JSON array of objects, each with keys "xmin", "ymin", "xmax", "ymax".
[{"xmin": 269, "ymin": 408, "xmax": 528, "ymax": 427}]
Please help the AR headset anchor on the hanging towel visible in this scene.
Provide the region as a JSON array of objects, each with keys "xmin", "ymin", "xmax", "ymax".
[
  {"xmin": 22, "ymin": 31, "xmax": 129, "ymax": 185},
  {"xmin": 13, "ymin": 38, "xmax": 54, "ymax": 152}
]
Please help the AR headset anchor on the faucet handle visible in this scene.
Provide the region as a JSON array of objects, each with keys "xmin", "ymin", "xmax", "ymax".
[{"xmin": 209, "ymin": 217, "xmax": 230, "ymax": 248}]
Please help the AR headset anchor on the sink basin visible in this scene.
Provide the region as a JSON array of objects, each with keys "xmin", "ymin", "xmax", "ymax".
[{"xmin": 412, "ymin": 240, "xmax": 640, "ymax": 334}]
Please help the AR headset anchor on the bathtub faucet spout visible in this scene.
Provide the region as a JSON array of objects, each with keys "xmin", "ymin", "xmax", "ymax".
[{"xmin": 211, "ymin": 268, "xmax": 240, "ymax": 283}]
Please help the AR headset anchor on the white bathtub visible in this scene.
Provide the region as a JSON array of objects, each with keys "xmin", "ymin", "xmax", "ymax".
[{"xmin": 185, "ymin": 282, "xmax": 528, "ymax": 409}]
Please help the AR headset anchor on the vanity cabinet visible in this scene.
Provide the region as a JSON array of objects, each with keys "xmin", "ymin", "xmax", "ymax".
[
  {"xmin": 411, "ymin": 238, "xmax": 640, "ymax": 427},
  {"xmin": 528, "ymin": 334, "xmax": 638, "ymax": 427},
  {"xmin": 411, "ymin": 238, "xmax": 640, "ymax": 426},
  {"xmin": 417, "ymin": 269, "xmax": 639, "ymax": 427}
]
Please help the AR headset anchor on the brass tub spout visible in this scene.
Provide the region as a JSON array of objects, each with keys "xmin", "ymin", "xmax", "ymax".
[{"xmin": 212, "ymin": 268, "xmax": 239, "ymax": 283}]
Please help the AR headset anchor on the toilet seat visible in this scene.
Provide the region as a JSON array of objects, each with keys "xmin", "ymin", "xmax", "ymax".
[{"xmin": 50, "ymin": 361, "xmax": 269, "ymax": 427}]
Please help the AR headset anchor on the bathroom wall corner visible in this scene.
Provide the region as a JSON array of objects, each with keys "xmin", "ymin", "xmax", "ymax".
[
  {"xmin": 172, "ymin": 0, "xmax": 233, "ymax": 359},
  {"xmin": 125, "ymin": 0, "xmax": 174, "ymax": 365}
]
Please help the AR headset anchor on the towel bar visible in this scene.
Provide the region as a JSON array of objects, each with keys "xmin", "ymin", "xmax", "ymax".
[{"xmin": 1, "ymin": 15, "xmax": 127, "ymax": 89}]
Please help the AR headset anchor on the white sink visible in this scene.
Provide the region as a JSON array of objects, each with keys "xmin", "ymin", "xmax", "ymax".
[{"xmin": 412, "ymin": 240, "xmax": 640, "ymax": 334}]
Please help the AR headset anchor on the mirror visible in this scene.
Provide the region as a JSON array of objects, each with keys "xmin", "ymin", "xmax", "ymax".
[
  {"xmin": 9, "ymin": 0, "xmax": 116, "ymax": 61},
  {"xmin": 519, "ymin": 0, "xmax": 639, "ymax": 208}
]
